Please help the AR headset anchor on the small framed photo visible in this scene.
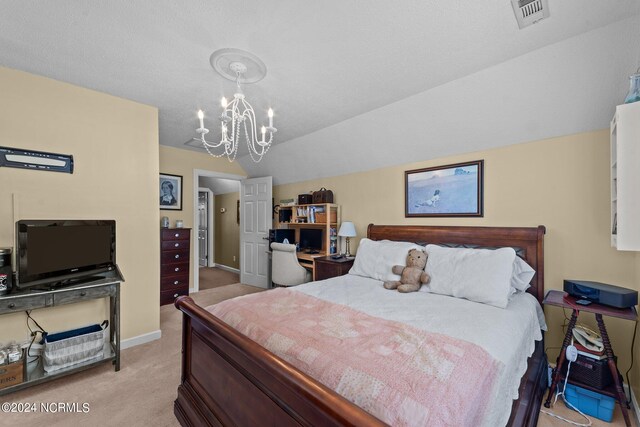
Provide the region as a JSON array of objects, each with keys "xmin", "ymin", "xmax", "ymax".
[
  {"xmin": 405, "ymin": 160, "xmax": 484, "ymax": 217},
  {"xmin": 160, "ymin": 173, "xmax": 183, "ymax": 211}
]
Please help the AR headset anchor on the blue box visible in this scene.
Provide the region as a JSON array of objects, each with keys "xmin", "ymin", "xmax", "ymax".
[{"xmin": 564, "ymin": 383, "xmax": 615, "ymax": 422}]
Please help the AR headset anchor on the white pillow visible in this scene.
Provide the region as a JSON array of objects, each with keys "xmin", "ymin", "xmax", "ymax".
[
  {"xmin": 512, "ymin": 256, "xmax": 535, "ymax": 292},
  {"xmin": 349, "ymin": 238, "xmax": 423, "ymax": 282},
  {"xmin": 425, "ymin": 244, "xmax": 516, "ymax": 309}
]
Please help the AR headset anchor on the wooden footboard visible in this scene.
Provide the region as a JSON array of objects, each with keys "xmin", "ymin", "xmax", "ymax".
[
  {"xmin": 174, "ymin": 296, "xmax": 547, "ymax": 427},
  {"xmin": 174, "ymin": 295, "xmax": 387, "ymax": 427}
]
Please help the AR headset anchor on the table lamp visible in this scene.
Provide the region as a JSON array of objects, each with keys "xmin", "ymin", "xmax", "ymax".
[{"xmin": 338, "ymin": 221, "xmax": 356, "ymax": 257}]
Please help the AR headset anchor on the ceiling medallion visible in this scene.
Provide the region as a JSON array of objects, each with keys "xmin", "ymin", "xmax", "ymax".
[{"xmin": 195, "ymin": 48, "xmax": 276, "ymax": 163}]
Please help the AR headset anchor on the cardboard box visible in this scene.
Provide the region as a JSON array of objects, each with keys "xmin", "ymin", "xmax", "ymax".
[{"xmin": 0, "ymin": 359, "xmax": 24, "ymax": 390}]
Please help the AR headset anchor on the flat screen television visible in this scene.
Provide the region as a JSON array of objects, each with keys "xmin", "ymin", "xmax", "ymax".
[
  {"xmin": 16, "ymin": 220, "xmax": 117, "ymax": 289},
  {"xmin": 299, "ymin": 228, "xmax": 323, "ymax": 252}
]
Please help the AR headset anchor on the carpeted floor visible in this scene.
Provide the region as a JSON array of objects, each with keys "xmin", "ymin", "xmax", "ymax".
[
  {"xmin": 2, "ymin": 283, "xmax": 263, "ymax": 427},
  {"xmin": 3, "ymin": 282, "xmax": 636, "ymax": 427},
  {"xmin": 198, "ymin": 267, "xmax": 240, "ymax": 290}
]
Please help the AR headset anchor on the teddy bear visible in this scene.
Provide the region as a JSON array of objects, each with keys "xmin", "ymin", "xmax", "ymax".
[{"xmin": 383, "ymin": 248, "xmax": 430, "ymax": 293}]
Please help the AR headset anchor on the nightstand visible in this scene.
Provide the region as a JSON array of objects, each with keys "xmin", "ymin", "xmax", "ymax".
[
  {"xmin": 313, "ymin": 256, "xmax": 354, "ymax": 281},
  {"xmin": 543, "ymin": 289, "xmax": 636, "ymax": 426}
]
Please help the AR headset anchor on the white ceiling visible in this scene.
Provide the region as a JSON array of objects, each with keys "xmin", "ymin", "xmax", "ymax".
[{"xmin": 0, "ymin": 1, "xmax": 639, "ymax": 183}]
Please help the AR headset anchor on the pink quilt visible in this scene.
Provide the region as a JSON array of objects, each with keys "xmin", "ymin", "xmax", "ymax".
[{"xmin": 207, "ymin": 288, "xmax": 502, "ymax": 426}]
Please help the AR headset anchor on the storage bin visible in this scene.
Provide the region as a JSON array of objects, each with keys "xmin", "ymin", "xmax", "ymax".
[
  {"xmin": 562, "ymin": 354, "xmax": 615, "ymax": 389},
  {"xmin": 315, "ymin": 211, "xmax": 337, "ymax": 224},
  {"xmin": 564, "ymin": 383, "xmax": 615, "ymax": 422},
  {"xmin": 43, "ymin": 322, "xmax": 107, "ymax": 373}
]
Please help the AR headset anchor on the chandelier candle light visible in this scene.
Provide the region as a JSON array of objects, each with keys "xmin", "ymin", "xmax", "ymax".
[{"xmin": 195, "ymin": 50, "xmax": 276, "ymax": 163}]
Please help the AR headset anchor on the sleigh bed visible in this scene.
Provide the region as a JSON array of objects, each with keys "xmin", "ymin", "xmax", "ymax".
[{"xmin": 174, "ymin": 224, "xmax": 547, "ymax": 426}]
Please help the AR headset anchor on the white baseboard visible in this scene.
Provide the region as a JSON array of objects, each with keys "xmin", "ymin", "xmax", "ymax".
[
  {"xmin": 624, "ymin": 384, "xmax": 640, "ymax": 424},
  {"xmin": 215, "ymin": 264, "xmax": 240, "ymax": 274},
  {"xmin": 121, "ymin": 329, "xmax": 161, "ymax": 350}
]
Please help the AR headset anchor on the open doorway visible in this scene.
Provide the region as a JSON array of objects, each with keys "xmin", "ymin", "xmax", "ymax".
[{"xmin": 192, "ymin": 169, "xmax": 244, "ymax": 292}]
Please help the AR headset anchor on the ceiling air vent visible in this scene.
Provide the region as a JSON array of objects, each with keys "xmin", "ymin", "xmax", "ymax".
[{"xmin": 511, "ymin": 0, "xmax": 550, "ymax": 29}]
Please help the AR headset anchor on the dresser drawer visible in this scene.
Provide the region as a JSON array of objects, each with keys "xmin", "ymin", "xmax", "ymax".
[
  {"xmin": 54, "ymin": 285, "xmax": 116, "ymax": 305},
  {"xmin": 161, "ymin": 240, "xmax": 189, "ymax": 251},
  {"xmin": 0, "ymin": 294, "xmax": 51, "ymax": 314},
  {"xmin": 161, "ymin": 274, "xmax": 189, "ymax": 291},
  {"xmin": 161, "ymin": 249, "xmax": 189, "ymax": 265},
  {"xmin": 160, "ymin": 287, "xmax": 188, "ymax": 306},
  {"xmin": 161, "ymin": 229, "xmax": 190, "ymax": 241},
  {"xmin": 161, "ymin": 262, "xmax": 189, "ymax": 276}
]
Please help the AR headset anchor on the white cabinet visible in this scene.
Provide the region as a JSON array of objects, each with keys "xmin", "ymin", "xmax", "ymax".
[{"xmin": 611, "ymin": 102, "xmax": 640, "ymax": 250}]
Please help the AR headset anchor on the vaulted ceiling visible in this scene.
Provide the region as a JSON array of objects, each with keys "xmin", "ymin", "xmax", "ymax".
[{"xmin": 1, "ymin": 1, "xmax": 639, "ymax": 183}]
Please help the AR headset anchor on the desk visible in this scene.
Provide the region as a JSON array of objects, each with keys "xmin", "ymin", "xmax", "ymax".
[
  {"xmin": 0, "ymin": 273, "xmax": 122, "ymax": 396},
  {"xmin": 543, "ymin": 290, "xmax": 636, "ymax": 426},
  {"xmin": 296, "ymin": 252, "xmax": 326, "ymax": 280}
]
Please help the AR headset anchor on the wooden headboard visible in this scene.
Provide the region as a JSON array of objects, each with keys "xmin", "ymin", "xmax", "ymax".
[{"xmin": 367, "ymin": 224, "xmax": 546, "ymax": 304}]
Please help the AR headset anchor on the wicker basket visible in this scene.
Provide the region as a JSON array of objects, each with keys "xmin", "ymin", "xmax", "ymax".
[{"xmin": 315, "ymin": 211, "xmax": 337, "ymax": 224}]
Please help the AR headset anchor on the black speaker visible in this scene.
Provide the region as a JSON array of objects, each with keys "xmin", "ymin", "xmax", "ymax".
[{"xmin": 564, "ymin": 280, "xmax": 638, "ymax": 309}]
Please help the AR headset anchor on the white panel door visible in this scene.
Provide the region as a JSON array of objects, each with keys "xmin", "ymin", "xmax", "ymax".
[{"xmin": 240, "ymin": 176, "xmax": 272, "ymax": 288}]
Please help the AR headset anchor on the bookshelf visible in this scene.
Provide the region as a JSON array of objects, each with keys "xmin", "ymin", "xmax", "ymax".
[
  {"xmin": 611, "ymin": 102, "xmax": 640, "ymax": 250},
  {"xmin": 277, "ymin": 203, "xmax": 340, "ymax": 255}
]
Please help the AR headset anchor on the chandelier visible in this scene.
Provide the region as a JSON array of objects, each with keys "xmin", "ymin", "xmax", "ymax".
[{"xmin": 195, "ymin": 49, "xmax": 276, "ymax": 163}]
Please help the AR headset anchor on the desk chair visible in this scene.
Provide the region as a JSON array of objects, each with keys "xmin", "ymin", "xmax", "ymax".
[{"xmin": 271, "ymin": 242, "xmax": 312, "ymax": 287}]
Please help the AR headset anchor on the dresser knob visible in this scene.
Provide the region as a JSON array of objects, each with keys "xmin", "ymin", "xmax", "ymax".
[
  {"xmin": 174, "ymin": 233, "xmax": 179, "ymax": 237},
  {"xmin": 80, "ymin": 292, "xmax": 87, "ymax": 297},
  {"xmin": 174, "ymin": 281, "xmax": 179, "ymax": 285},
  {"xmin": 8, "ymin": 303, "xmax": 15, "ymax": 309},
  {"xmin": 174, "ymin": 243, "xmax": 179, "ymax": 247},
  {"xmin": 175, "ymin": 254, "xmax": 180, "ymax": 259},
  {"xmin": 174, "ymin": 267, "xmax": 179, "ymax": 272},
  {"xmin": 173, "ymin": 293, "xmax": 179, "ymax": 298}
]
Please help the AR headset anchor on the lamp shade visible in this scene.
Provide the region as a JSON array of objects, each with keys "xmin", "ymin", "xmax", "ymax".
[{"xmin": 338, "ymin": 221, "xmax": 356, "ymax": 237}]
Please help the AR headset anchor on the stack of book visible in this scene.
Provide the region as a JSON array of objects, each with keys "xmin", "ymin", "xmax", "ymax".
[{"xmin": 572, "ymin": 338, "xmax": 606, "ymax": 360}]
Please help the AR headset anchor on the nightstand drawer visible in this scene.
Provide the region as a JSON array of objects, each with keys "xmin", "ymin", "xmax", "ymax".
[{"xmin": 313, "ymin": 257, "xmax": 354, "ymax": 281}]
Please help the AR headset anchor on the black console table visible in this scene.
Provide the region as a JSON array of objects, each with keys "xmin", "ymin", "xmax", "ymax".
[{"xmin": 0, "ymin": 273, "xmax": 122, "ymax": 396}]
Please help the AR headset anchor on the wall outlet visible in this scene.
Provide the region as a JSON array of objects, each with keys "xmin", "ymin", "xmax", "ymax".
[{"xmin": 233, "ymin": 256, "xmax": 236, "ymax": 262}]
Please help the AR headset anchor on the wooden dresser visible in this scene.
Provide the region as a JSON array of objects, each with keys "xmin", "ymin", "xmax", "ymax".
[{"xmin": 160, "ymin": 228, "xmax": 191, "ymax": 306}]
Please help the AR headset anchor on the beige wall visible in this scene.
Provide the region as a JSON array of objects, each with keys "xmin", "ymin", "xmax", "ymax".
[
  {"xmin": 214, "ymin": 192, "xmax": 240, "ymax": 269},
  {"xmin": 159, "ymin": 146, "xmax": 245, "ymax": 288},
  {"xmin": 0, "ymin": 67, "xmax": 159, "ymax": 343},
  {"xmin": 274, "ymin": 129, "xmax": 640, "ymax": 395}
]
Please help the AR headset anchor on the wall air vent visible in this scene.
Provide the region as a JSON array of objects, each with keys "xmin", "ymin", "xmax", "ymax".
[{"xmin": 511, "ymin": 0, "xmax": 550, "ymax": 29}]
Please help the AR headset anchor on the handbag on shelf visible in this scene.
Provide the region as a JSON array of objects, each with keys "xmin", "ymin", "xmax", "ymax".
[{"xmin": 312, "ymin": 187, "xmax": 334, "ymax": 204}]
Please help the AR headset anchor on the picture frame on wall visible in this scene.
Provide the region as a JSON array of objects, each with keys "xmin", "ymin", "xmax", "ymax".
[
  {"xmin": 405, "ymin": 160, "xmax": 484, "ymax": 217},
  {"xmin": 160, "ymin": 173, "xmax": 183, "ymax": 211}
]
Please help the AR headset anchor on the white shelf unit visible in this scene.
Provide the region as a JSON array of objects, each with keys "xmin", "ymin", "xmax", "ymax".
[
  {"xmin": 277, "ymin": 203, "xmax": 341, "ymax": 254},
  {"xmin": 611, "ymin": 102, "xmax": 640, "ymax": 250}
]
